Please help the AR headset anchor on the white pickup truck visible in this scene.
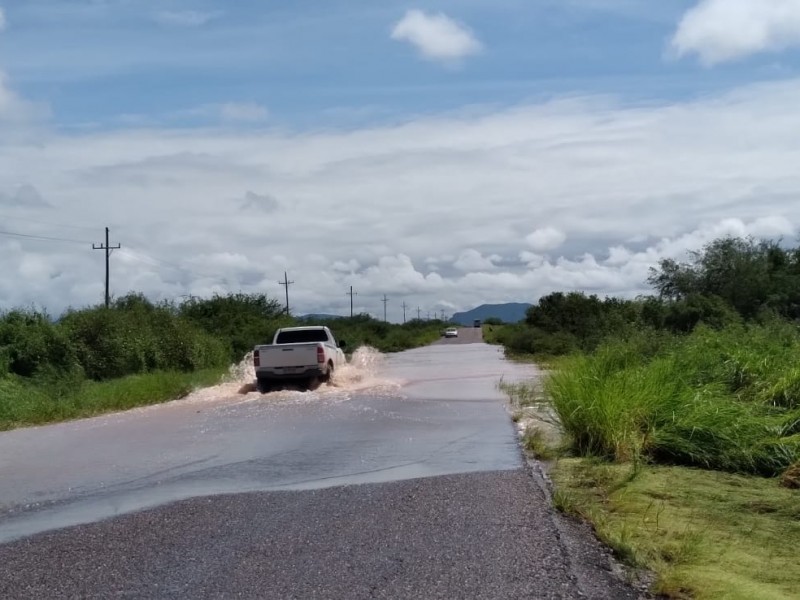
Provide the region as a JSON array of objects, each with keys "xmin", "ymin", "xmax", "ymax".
[{"xmin": 253, "ymin": 326, "xmax": 347, "ymax": 393}]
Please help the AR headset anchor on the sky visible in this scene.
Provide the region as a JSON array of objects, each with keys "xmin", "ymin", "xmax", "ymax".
[{"xmin": 2, "ymin": 0, "xmax": 800, "ymax": 321}]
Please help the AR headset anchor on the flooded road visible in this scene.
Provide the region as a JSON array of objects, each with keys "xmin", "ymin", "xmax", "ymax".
[
  {"xmin": 0, "ymin": 341, "xmax": 533, "ymax": 543},
  {"xmin": 0, "ymin": 339, "xmax": 642, "ymax": 600}
]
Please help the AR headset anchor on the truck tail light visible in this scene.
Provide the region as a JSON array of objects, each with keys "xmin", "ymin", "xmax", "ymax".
[
  {"xmin": 317, "ymin": 344, "xmax": 325, "ymax": 364},
  {"xmin": 254, "ymin": 349, "xmax": 260, "ymax": 367}
]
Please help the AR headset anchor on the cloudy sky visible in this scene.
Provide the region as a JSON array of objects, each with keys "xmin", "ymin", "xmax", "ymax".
[{"xmin": 2, "ymin": 0, "xmax": 800, "ymax": 320}]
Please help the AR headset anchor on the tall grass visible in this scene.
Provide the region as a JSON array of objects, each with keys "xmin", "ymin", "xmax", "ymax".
[
  {"xmin": 546, "ymin": 324, "xmax": 800, "ymax": 475},
  {"xmin": 0, "ymin": 368, "xmax": 226, "ymax": 430}
]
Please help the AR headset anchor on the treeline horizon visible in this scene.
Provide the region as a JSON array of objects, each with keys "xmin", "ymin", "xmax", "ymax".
[
  {"xmin": 0, "ymin": 292, "xmax": 449, "ymax": 384},
  {"xmin": 490, "ymin": 236, "xmax": 800, "ymax": 355}
]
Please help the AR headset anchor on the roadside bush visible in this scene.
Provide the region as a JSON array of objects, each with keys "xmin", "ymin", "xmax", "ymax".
[
  {"xmin": 180, "ymin": 293, "xmax": 291, "ymax": 362},
  {"xmin": 61, "ymin": 294, "xmax": 228, "ymax": 380},
  {"xmin": 504, "ymin": 326, "xmax": 579, "ymax": 356},
  {"xmin": 546, "ymin": 325, "xmax": 800, "ymax": 475},
  {"xmin": 662, "ymin": 294, "xmax": 741, "ymax": 333},
  {"xmin": 0, "ymin": 310, "xmax": 80, "ymax": 378}
]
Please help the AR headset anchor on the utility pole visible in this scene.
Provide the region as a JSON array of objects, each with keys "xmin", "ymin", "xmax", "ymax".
[
  {"xmin": 401, "ymin": 301, "xmax": 408, "ymax": 324},
  {"xmin": 382, "ymin": 294, "xmax": 389, "ymax": 322},
  {"xmin": 440, "ymin": 309, "xmax": 446, "ymax": 321},
  {"xmin": 346, "ymin": 286, "xmax": 357, "ymax": 318},
  {"xmin": 279, "ymin": 271, "xmax": 294, "ymax": 315},
  {"xmin": 93, "ymin": 227, "xmax": 120, "ymax": 308},
  {"xmin": 416, "ymin": 306, "xmax": 422, "ymax": 320}
]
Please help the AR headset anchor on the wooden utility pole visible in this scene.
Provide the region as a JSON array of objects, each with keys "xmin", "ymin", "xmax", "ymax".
[
  {"xmin": 279, "ymin": 271, "xmax": 294, "ymax": 315},
  {"xmin": 346, "ymin": 286, "xmax": 357, "ymax": 317},
  {"xmin": 416, "ymin": 306, "xmax": 422, "ymax": 320},
  {"xmin": 382, "ymin": 294, "xmax": 389, "ymax": 322},
  {"xmin": 92, "ymin": 227, "xmax": 120, "ymax": 308},
  {"xmin": 401, "ymin": 301, "xmax": 408, "ymax": 324}
]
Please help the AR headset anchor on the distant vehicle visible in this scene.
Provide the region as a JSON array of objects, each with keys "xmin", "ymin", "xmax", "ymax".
[
  {"xmin": 473, "ymin": 319, "xmax": 481, "ymax": 328},
  {"xmin": 444, "ymin": 328, "xmax": 459, "ymax": 338},
  {"xmin": 253, "ymin": 326, "xmax": 347, "ymax": 393}
]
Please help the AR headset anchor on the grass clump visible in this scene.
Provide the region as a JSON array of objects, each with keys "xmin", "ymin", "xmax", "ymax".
[
  {"xmin": 546, "ymin": 323, "xmax": 800, "ymax": 475},
  {"xmin": 0, "ymin": 368, "xmax": 226, "ymax": 430},
  {"xmin": 551, "ymin": 459, "xmax": 800, "ymax": 599}
]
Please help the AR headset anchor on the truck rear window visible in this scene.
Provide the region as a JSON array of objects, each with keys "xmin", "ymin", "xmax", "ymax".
[{"xmin": 275, "ymin": 329, "xmax": 330, "ymax": 344}]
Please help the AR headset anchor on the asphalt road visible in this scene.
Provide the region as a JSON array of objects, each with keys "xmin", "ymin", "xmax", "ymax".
[{"xmin": 0, "ymin": 339, "xmax": 641, "ymax": 599}]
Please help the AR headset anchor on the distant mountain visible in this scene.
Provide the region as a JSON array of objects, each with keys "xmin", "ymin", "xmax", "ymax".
[{"xmin": 451, "ymin": 303, "xmax": 532, "ymax": 325}]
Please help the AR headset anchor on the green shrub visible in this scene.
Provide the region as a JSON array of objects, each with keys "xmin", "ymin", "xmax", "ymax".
[
  {"xmin": 0, "ymin": 310, "xmax": 79, "ymax": 377},
  {"xmin": 179, "ymin": 293, "xmax": 291, "ymax": 362},
  {"xmin": 546, "ymin": 324, "xmax": 800, "ymax": 475},
  {"xmin": 61, "ymin": 294, "xmax": 228, "ymax": 380}
]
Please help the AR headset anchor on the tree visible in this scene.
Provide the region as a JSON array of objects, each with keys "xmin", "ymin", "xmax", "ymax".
[{"xmin": 647, "ymin": 236, "xmax": 800, "ymax": 320}]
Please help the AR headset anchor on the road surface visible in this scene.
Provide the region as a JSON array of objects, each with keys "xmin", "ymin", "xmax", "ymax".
[{"xmin": 0, "ymin": 333, "xmax": 641, "ymax": 599}]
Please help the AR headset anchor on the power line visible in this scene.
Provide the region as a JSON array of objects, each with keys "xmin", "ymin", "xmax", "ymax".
[
  {"xmin": 0, "ymin": 229, "xmax": 90, "ymax": 245},
  {"xmin": 1, "ymin": 215, "xmax": 98, "ymax": 233},
  {"xmin": 118, "ymin": 248, "xmax": 218, "ymax": 280}
]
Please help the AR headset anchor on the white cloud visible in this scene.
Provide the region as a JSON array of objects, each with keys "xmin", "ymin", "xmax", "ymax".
[
  {"xmin": 672, "ymin": 0, "xmax": 800, "ymax": 66},
  {"xmin": 526, "ymin": 227, "xmax": 566, "ymax": 252},
  {"xmin": 391, "ymin": 10, "xmax": 482, "ymax": 65},
  {"xmin": 4, "ymin": 77, "xmax": 800, "ymax": 319},
  {"xmin": 332, "ymin": 259, "xmax": 360, "ymax": 273},
  {"xmin": 519, "ymin": 251, "xmax": 545, "ymax": 268},
  {"xmin": 453, "ymin": 249, "xmax": 498, "ymax": 272},
  {"xmin": 0, "ymin": 71, "xmax": 48, "ymax": 124},
  {"xmin": 220, "ymin": 102, "xmax": 269, "ymax": 123},
  {"xmin": 153, "ymin": 10, "xmax": 222, "ymax": 28}
]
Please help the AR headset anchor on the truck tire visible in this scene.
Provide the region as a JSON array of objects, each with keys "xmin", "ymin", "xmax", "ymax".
[
  {"xmin": 324, "ymin": 361, "xmax": 334, "ymax": 383},
  {"xmin": 256, "ymin": 378, "xmax": 272, "ymax": 394}
]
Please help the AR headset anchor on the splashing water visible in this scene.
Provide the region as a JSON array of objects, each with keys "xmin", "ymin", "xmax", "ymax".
[
  {"xmin": 329, "ymin": 346, "xmax": 392, "ymax": 391},
  {"xmin": 185, "ymin": 346, "xmax": 399, "ymax": 406},
  {"xmin": 229, "ymin": 351, "xmax": 257, "ymax": 387}
]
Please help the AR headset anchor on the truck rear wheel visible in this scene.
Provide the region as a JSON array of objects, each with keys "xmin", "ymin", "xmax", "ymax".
[{"xmin": 256, "ymin": 378, "xmax": 272, "ymax": 394}]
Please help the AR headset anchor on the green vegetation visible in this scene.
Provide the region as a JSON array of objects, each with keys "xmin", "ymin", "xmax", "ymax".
[
  {"xmin": 551, "ymin": 460, "xmax": 800, "ymax": 600},
  {"xmin": 491, "ymin": 235, "xmax": 800, "ymax": 598},
  {"xmin": 0, "ymin": 292, "xmax": 445, "ymax": 430},
  {"xmin": 0, "ymin": 368, "xmax": 226, "ymax": 431},
  {"xmin": 546, "ymin": 324, "xmax": 800, "ymax": 475},
  {"xmin": 300, "ymin": 314, "xmax": 445, "ymax": 353},
  {"xmin": 179, "ymin": 293, "xmax": 292, "ymax": 362}
]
